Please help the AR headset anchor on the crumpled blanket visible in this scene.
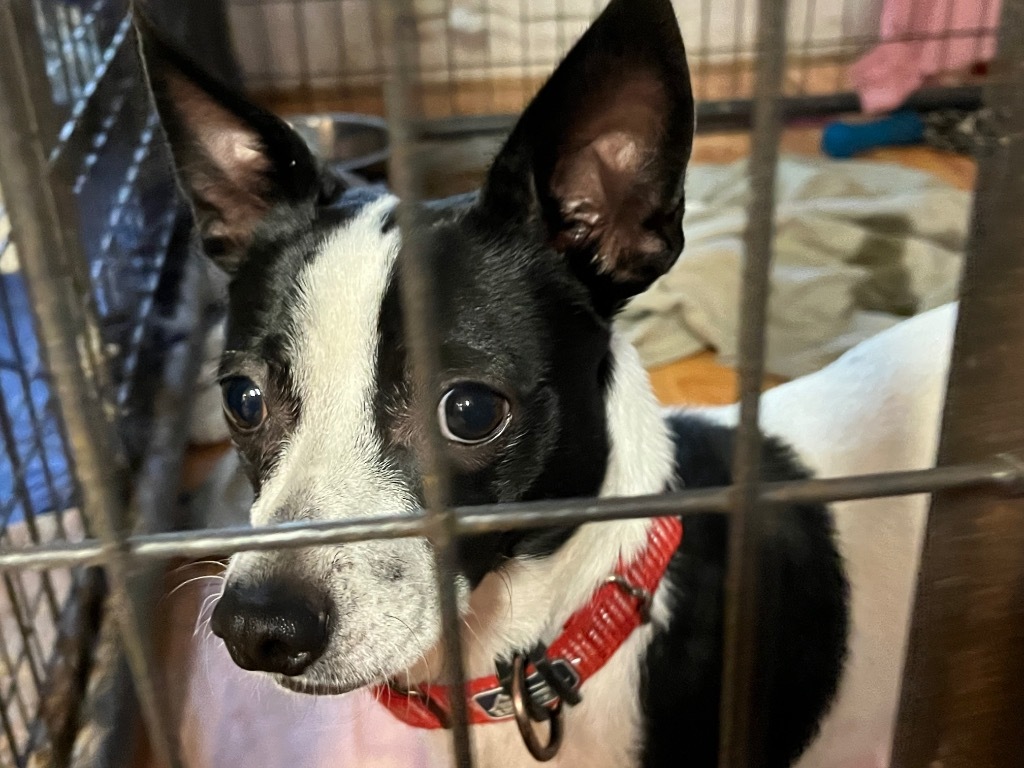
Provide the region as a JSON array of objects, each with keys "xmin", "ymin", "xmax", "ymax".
[{"xmin": 617, "ymin": 156, "xmax": 968, "ymax": 379}]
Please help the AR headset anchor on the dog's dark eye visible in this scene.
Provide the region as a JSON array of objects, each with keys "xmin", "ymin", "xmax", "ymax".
[
  {"xmin": 222, "ymin": 377, "xmax": 267, "ymax": 431},
  {"xmin": 438, "ymin": 383, "xmax": 510, "ymax": 444}
]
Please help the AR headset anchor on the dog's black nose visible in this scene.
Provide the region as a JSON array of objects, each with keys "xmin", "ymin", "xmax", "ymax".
[{"xmin": 211, "ymin": 581, "xmax": 330, "ymax": 676}]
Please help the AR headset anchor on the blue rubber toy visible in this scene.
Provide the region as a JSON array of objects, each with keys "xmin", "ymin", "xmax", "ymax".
[{"xmin": 821, "ymin": 111, "xmax": 926, "ymax": 158}]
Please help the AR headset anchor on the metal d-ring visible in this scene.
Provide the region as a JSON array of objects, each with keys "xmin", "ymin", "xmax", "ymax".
[
  {"xmin": 607, "ymin": 574, "xmax": 653, "ymax": 623},
  {"xmin": 511, "ymin": 653, "xmax": 564, "ymax": 762}
]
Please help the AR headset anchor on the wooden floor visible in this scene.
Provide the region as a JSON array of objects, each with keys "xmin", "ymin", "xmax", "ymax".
[{"xmin": 152, "ymin": 121, "xmax": 975, "ymax": 768}]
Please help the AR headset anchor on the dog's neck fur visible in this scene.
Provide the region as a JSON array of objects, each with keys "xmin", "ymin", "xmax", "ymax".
[{"xmin": 416, "ymin": 332, "xmax": 675, "ymax": 768}]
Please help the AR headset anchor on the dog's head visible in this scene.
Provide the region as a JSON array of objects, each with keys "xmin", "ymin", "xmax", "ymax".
[{"xmin": 141, "ymin": 0, "xmax": 693, "ymax": 693}]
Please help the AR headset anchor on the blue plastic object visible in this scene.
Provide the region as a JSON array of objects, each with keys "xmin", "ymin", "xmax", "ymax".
[
  {"xmin": 0, "ymin": 273, "xmax": 75, "ymax": 523},
  {"xmin": 821, "ymin": 111, "xmax": 926, "ymax": 159}
]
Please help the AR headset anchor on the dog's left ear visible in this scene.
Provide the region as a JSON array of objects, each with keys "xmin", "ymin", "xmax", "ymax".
[{"xmin": 479, "ymin": 0, "xmax": 694, "ymax": 310}]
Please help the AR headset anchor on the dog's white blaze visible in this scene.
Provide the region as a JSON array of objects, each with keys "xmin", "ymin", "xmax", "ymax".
[
  {"xmin": 249, "ymin": 196, "xmax": 405, "ymax": 524},
  {"xmin": 228, "ymin": 197, "xmax": 447, "ymax": 687}
]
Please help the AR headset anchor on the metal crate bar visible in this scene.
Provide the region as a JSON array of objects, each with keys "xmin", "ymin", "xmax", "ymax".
[
  {"xmin": 719, "ymin": 0, "xmax": 790, "ymax": 766},
  {"xmin": 1, "ymin": 458, "xmax": 1020, "ymax": 574},
  {"xmin": 376, "ymin": 1, "xmax": 474, "ymax": 765},
  {"xmin": 891, "ymin": 0, "xmax": 1024, "ymax": 762}
]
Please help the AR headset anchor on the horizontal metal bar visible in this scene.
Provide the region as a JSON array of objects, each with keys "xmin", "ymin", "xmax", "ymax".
[
  {"xmin": 702, "ymin": 86, "xmax": 985, "ymax": 130},
  {"xmin": 0, "ymin": 458, "xmax": 1020, "ymax": 573},
  {"xmin": 413, "ymin": 86, "xmax": 985, "ymax": 141}
]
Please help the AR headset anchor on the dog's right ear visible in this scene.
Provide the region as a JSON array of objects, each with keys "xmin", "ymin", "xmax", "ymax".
[{"xmin": 135, "ymin": 14, "xmax": 321, "ymax": 274}]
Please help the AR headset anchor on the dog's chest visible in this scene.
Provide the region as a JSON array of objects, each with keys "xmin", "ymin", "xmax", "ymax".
[{"xmin": 424, "ymin": 627, "xmax": 654, "ymax": 768}]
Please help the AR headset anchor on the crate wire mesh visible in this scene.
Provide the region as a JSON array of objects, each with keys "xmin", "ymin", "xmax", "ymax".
[
  {"xmin": 0, "ymin": 1, "xmax": 1021, "ymax": 768},
  {"xmin": 226, "ymin": 0, "xmax": 998, "ymax": 123},
  {"xmin": 0, "ymin": 0, "xmax": 210, "ymax": 766},
  {"xmin": 0, "ymin": 188, "xmax": 90, "ymax": 768}
]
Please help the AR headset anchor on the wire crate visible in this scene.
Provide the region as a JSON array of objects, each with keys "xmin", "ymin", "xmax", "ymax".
[{"xmin": 1, "ymin": 1, "xmax": 1023, "ymax": 768}]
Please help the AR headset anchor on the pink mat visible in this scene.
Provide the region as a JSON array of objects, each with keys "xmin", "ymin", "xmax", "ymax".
[{"xmin": 849, "ymin": 0, "xmax": 1002, "ymax": 114}]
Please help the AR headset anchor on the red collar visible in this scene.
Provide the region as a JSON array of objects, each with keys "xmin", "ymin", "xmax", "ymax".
[{"xmin": 372, "ymin": 516, "xmax": 683, "ymax": 729}]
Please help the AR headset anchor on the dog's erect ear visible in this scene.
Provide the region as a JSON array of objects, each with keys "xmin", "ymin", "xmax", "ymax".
[
  {"xmin": 479, "ymin": 0, "xmax": 694, "ymax": 309},
  {"xmin": 135, "ymin": 15, "xmax": 321, "ymax": 273}
]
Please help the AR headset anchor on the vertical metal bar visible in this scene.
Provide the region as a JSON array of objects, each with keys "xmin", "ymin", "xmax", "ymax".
[
  {"xmin": 798, "ymin": 0, "xmax": 819, "ymax": 94},
  {"xmin": 375, "ymin": 2, "xmax": 473, "ymax": 767},
  {"xmin": 718, "ymin": 0, "xmax": 789, "ymax": 765},
  {"xmin": 519, "ymin": 0, "xmax": 530, "ymax": 107},
  {"xmin": 891, "ymin": 0, "xmax": 1024, "ymax": 764},
  {"xmin": 442, "ymin": 0, "xmax": 458, "ymax": 115},
  {"xmin": 292, "ymin": 0, "xmax": 311, "ymax": 97},
  {"xmin": 699, "ymin": 0, "xmax": 713, "ymax": 102},
  {"xmin": 0, "ymin": 9, "xmax": 181, "ymax": 768},
  {"xmin": 937, "ymin": 0, "xmax": 959, "ymax": 76},
  {"xmin": 731, "ymin": 0, "xmax": 749, "ymax": 95},
  {"xmin": 13, "ymin": 1, "xmax": 64, "ymax": 187},
  {"xmin": 974, "ymin": 0, "xmax": 997, "ymax": 63}
]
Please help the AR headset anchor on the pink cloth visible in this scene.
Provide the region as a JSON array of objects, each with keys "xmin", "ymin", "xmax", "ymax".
[
  {"xmin": 180, "ymin": 635, "xmax": 433, "ymax": 768},
  {"xmin": 849, "ymin": 0, "xmax": 1002, "ymax": 114}
]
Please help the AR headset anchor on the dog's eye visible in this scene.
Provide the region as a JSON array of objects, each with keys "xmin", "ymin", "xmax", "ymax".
[
  {"xmin": 438, "ymin": 383, "xmax": 510, "ymax": 444},
  {"xmin": 222, "ymin": 377, "xmax": 267, "ymax": 431}
]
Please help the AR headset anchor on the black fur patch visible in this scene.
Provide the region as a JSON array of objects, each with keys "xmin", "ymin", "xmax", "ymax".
[{"xmin": 640, "ymin": 414, "xmax": 849, "ymax": 768}]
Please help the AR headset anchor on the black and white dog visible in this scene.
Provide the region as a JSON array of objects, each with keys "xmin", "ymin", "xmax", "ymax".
[{"xmin": 139, "ymin": 1, "xmax": 955, "ymax": 766}]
